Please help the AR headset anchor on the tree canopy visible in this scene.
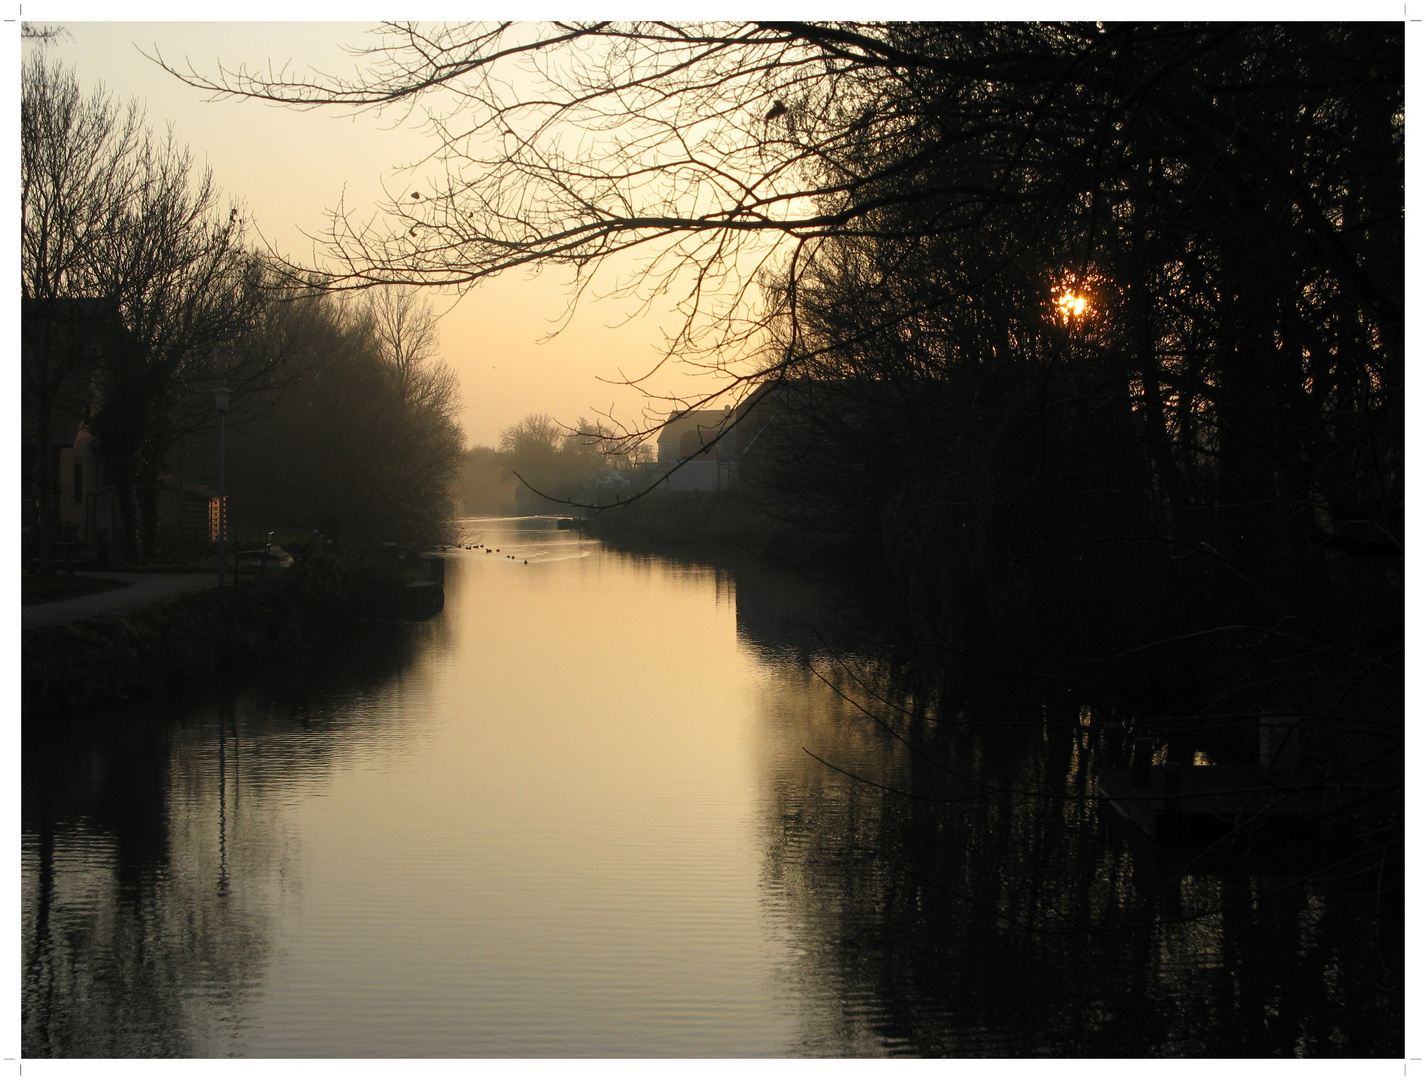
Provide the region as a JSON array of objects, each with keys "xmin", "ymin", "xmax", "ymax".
[
  {"xmin": 222, "ymin": 287, "xmax": 464, "ymax": 548},
  {"xmin": 22, "ymin": 51, "xmax": 272, "ymax": 564},
  {"xmin": 164, "ymin": 23, "xmax": 1400, "ymax": 392},
  {"xmin": 167, "ymin": 21, "xmax": 1402, "ymax": 580}
]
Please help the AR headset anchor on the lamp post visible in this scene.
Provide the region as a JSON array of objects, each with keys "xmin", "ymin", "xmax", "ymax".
[{"xmin": 214, "ymin": 387, "xmax": 231, "ymax": 587}]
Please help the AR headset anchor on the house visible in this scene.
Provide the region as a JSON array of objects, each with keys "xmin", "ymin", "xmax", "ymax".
[
  {"xmin": 56, "ymin": 426, "xmax": 101, "ymax": 542},
  {"xmin": 21, "ymin": 297, "xmax": 221, "ymax": 560},
  {"xmin": 653, "ymin": 406, "xmax": 737, "ymax": 493},
  {"xmin": 158, "ymin": 475, "xmax": 222, "ymax": 548},
  {"xmin": 655, "ymin": 406, "xmax": 736, "ymax": 464},
  {"xmin": 633, "ymin": 385, "xmax": 810, "ymax": 497},
  {"xmin": 21, "ymin": 298, "xmax": 114, "ymax": 559}
]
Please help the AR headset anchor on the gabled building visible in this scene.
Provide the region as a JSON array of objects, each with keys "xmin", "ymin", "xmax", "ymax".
[
  {"xmin": 655, "ymin": 407, "xmax": 736, "ymax": 464},
  {"xmin": 650, "ymin": 406, "xmax": 733, "ymax": 493}
]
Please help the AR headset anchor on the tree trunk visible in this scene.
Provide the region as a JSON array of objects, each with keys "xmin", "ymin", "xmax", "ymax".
[
  {"xmin": 138, "ymin": 466, "xmax": 161, "ymax": 565},
  {"xmin": 34, "ymin": 433, "xmax": 58, "ymax": 576},
  {"xmin": 113, "ymin": 477, "xmax": 139, "ymax": 564}
]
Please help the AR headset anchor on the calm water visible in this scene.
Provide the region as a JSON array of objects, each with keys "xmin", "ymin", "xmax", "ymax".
[{"xmin": 21, "ymin": 517, "xmax": 1401, "ymax": 1057}]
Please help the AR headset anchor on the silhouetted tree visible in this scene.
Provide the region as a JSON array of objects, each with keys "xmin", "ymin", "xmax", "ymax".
[
  {"xmin": 22, "ymin": 51, "xmax": 272, "ymax": 564},
  {"xmin": 222, "ymin": 290, "xmax": 463, "ymax": 548},
  {"xmin": 21, "ymin": 54, "xmax": 142, "ymax": 573},
  {"xmin": 756, "ymin": 24, "xmax": 1402, "ymax": 682},
  {"xmin": 363, "ymin": 284, "xmax": 439, "ymax": 394},
  {"xmin": 163, "ymin": 24, "xmax": 1402, "ymax": 877}
]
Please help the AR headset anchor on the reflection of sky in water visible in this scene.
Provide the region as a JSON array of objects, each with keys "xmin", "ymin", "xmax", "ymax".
[
  {"xmin": 21, "ymin": 517, "xmax": 1401, "ymax": 1057},
  {"xmin": 25, "ymin": 518, "xmax": 814, "ymax": 1056}
]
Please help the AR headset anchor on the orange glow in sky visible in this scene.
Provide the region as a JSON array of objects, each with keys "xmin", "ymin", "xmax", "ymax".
[{"xmin": 35, "ymin": 21, "xmax": 733, "ymax": 449}]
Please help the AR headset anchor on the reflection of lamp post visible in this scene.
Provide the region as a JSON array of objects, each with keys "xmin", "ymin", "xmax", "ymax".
[
  {"xmin": 217, "ymin": 706, "xmax": 230, "ymax": 897},
  {"xmin": 214, "ymin": 388, "xmax": 231, "ymax": 587}
]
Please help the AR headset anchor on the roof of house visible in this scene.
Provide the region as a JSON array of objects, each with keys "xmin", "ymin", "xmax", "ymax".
[
  {"xmin": 21, "ymin": 297, "xmax": 124, "ymax": 447},
  {"xmin": 656, "ymin": 407, "xmax": 734, "ymax": 447}
]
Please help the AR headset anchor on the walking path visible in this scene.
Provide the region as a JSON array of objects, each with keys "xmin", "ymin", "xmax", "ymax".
[{"xmin": 22, "ymin": 572, "xmax": 216, "ymax": 631}]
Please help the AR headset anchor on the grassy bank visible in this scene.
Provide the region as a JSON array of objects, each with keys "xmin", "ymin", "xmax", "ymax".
[
  {"xmin": 22, "ymin": 573, "xmax": 129, "ymax": 606},
  {"xmin": 23, "ymin": 552, "xmax": 432, "ymax": 717}
]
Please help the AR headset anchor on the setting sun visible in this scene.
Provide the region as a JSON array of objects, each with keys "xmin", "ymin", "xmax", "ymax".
[
  {"xmin": 1055, "ymin": 287, "xmax": 1089, "ymax": 323},
  {"xmin": 19, "ymin": 19, "xmax": 1401, "ymax": 1061}
]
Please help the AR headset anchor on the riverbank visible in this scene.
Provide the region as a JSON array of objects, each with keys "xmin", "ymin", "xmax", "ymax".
[
  {"xmin": 23, "ymin": 553, "xmax": 437, "ymax": 717},
  {"xmin": 23, "ymin": 571, "xmax": 217, "ymax": 630},
  {"xmin": 581, "ymin": 489, "xmax": 888, "ymax": 578},
  {"xmin": 582, "ymin": 489, "xmax": 782, "ymax": 551},
  {"xmin": 21, "ymin": 572, "xmax": 129, "ymax": 606}
]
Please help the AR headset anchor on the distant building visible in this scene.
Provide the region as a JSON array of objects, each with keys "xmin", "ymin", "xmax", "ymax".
[
  {"xmin": 649, "ymin": 406, "xmax": 731, "ymax": 493},
  {"xmin": 655, "ymin": 407, "xmax": 736, "ymax": 464}
]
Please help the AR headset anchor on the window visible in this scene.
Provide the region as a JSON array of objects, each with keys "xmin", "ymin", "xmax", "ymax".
[{"xmin": 72, "ymin": 463, "xmax": 82, "ymax": 504}]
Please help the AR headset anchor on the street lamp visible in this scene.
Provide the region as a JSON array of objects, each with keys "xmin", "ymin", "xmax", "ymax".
[{"xmin": 214, "ymin": 388, "xmax": 231, "ymax": 587}]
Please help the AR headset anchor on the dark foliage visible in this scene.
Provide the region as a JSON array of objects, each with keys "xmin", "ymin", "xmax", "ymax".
[
  {"xmin": 22, "ymin": 549, "xmax": 431, "ymax": 717},
  {"xmin": 218, "ymin": 290, "xmax": 463, "ymax": 550}
]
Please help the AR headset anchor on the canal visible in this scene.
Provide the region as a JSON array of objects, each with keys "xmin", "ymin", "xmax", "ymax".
[{"xmin": 21, "ymin": 517, "xmax": 1401, "ymax": 1057}]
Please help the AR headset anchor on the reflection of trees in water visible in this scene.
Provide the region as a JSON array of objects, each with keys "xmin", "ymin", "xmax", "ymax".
[
  {"xmin": 563, "ymin": 537, "xmax": 1397, "ymax": 1055},
  {"xmin": 752, "ymin": 662, "xmax": 909, "ymax": 1056},
  {"xmin": 609, "ymin": 540, "xmax": 890, "ymax": 664},
  {"xmin": 22, "ymin": 625, "xmax": 439, "ymax": 1056},
  {"xmin": 754, "ymin": 661, "xmax": 1401, "ymax": 1056},
  {"xmin": 22, "ymin": 703, "xmax": 271, "ymax": 1056},
  {"xmin": 598, "ymin": 528, "xmax": 886, "ymax": 648}
]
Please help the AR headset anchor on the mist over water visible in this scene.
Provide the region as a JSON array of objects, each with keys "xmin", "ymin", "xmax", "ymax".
[{"xmin": 21, "ymin": 517, "xmax": 1400, "ymax": 1057}]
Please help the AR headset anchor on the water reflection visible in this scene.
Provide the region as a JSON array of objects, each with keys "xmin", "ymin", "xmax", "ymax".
[
  {"xmin": 22, "ymin": 629, "xmax": 438, "ymax": 1057},
  {"xmin": 750, "ymin": 672, "xmax": 1402, "ymax": 1055},
  {"xmin": 22, "ymin": 517, "xmax": 1400, "ymax": 1057}
]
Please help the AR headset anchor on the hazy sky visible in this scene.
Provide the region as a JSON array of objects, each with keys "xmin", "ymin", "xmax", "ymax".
[
  {"xmin": 19, "ymin": 7, "xmax": 1413, "ymax": 450},
  {"xmin": 23, "ymin": 18, "xmax": 736, "ymax": 449}
]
